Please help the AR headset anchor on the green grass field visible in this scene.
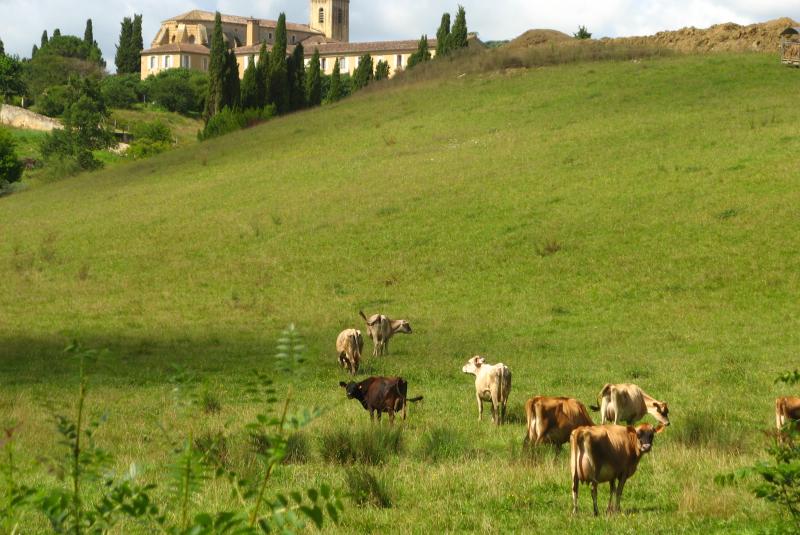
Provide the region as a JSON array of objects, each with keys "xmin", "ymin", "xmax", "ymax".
[{"xmin": 2, "ymin": 52, "xmax": 799, "ymax": 533}]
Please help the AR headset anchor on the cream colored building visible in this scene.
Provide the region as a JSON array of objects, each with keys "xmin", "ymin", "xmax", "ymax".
[{"xmin": 140, "ymin": 1, "xmax": 461, "ymax": 80}]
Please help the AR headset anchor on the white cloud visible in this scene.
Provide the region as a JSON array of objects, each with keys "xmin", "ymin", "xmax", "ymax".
[{"xmin": 0, "ymin": 0, "xmax": 796, "ymax": 69}]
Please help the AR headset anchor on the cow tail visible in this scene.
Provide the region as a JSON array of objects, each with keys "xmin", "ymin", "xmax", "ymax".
[
  {"xmin": 407, "ymin": 396, "xmax": 424, "ymax": 403},
  {"xmin": 498, "ymin": 367, "xmax": 506, "ymax": 424},
  {"xmin": 359, "ymin": 310, "xmax": 368, "ymax": 323},
  {"xmin": 524, "ymin": 399, "xmax": 535, "ymax": 445},
  {"xmin": 777, "ymin": 397, "xmax": 786, "ymax": 431}
]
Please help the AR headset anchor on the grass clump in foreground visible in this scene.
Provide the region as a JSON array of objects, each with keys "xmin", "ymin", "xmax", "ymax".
[{"xmin": 3, "ymin": 52, "xmax": 800, "ymax": 532}]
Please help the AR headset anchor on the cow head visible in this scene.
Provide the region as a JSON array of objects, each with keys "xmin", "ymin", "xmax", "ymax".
[
  {"xmin": 635, "ymin": 423, "xmax": 665, "ymax": 454},
  {"xmin": 652, "ymin": 401, "xmax": 671, "ymax": 426},
  {"xmin": 339, "ymin": 381, "xmax": 365, "ymax": 401},
  {"xmin": 397, "ymin": 320, "xmax": 412, "ymax": 334},
  {"xmin": 462, "ymin": 356, "xmax": 485, "ymax": 375}
]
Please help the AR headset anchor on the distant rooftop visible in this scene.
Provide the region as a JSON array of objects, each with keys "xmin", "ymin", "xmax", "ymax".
[{"xmin": 164, "ymin": 9, "xmax": 322, "ymax": 34}]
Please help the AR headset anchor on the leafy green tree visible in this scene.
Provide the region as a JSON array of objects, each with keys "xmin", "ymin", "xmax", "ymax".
[
  {"xmin": 84, "ymin": 19, "xmax": 93, "ymax": 45},
  {"xmin": 38, "ymin": 84, "xmax": 71, "ymax": 116},
  {"xmin": 101, "ymin": 73, "xmax": 142, "ymax": 109},
  {"xmin": 352, "ymin": 53, "xmax": 373, "ymax": 90},
  {"xmin": 23, "ymin": 51, "xmax": 103, "ymax": 101},
  {"xmin": 31, "ymin": 44, "xmax": 38, "ymax": 58},
  {"xmin": 288, "ymin": 43, "xmax": 306, "ymax": 110},
  {"xmin": 448, "ymin": 5, "xmax": 468, "ymax": 50},
  {"xmin": 374, "ymin": 60, "xmax": 390, "ymax": 81},
  {"xmin": 407, "ymin": 35, "xmax": 431, "ymax": 69},
  {"xmin": 305, "ymin": 48, "xmax": 322, "ymax": 106},
  {"xmin": 327, "ymin": 59, "xmax": 342, "ymax": 103},
  {"xmin": 436, "ymin": 13, "xmax": 451, "ymax": 57},
  {"xmin": 574, "ymin": 26, "xmax": 592, "ymax": 39},
  {"xmin": 240, "ymin": 57, "xmax": 259, "ymax": 110},
  {"xmin": 41, "ymin": 30, "xmax": 49, "ymax": 49},
  {"xmin": 52, "ymin": 29, "xmax": 61, "ymax": 38},
  {"xmin": 256, "ymin": 42, "xmax": 270, "ymax": 108},
  {"xmin": 269, "ymin": 13, "xmax": 289, "ymax": 113},
  {"xmin": 37, "ymin": 34, "xmax": 104, "ymax": 67},
  {"xmin": 115, "ymin": 17, "xmax": 133, "ymax": 73},
  {"xmin": 0, "ymin": 36, "xmax": 4, "ymax": 57},
  {"xmin": 0, "ymin": 54, "xmax": 25, "ymax": 101},
  {"xmin": 0, "ymin": 127, "xmax": 23, "ymax": 185},
  {"xmin": 144, "ymin": 69, "xmax": 207, "ymax": 115},
  {"xmin": 129, "ymin": 120, "xmax": 172, "ymax": 158},
  {"xmin": 204, "ymin": 12, "xmax": 226, "ymax": 121}
]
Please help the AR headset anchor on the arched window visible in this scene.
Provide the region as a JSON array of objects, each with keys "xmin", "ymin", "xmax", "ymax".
[
  {"xmin": 337, "ymin": 8, "xmax": 343, "ymax": 25},
  {"xmin": 188, "ymin": 35, "xmax": 196, "ymax": 44},
  {"xmin": 319, "ymin": 7, "xmax": 325, "ymax": 23}
]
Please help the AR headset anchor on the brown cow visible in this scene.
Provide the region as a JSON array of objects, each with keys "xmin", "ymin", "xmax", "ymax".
[
  {"xmin": 524, "ymin": 396, "xmax": 595, "ymax": 448},
  {"xmin": 776, "ymin": 396, "xmax": 800, "ymax": 442},
  {"xmin": 570, "ymin": 423, "xmax": 664, "ymax": 515},
  {"xmin": 591, "ymin": 383, "xmax": 670, "ymax": 427},
  {"xmin": 339, "ymin": 376, "xmax": 423, "ymax": 423}
]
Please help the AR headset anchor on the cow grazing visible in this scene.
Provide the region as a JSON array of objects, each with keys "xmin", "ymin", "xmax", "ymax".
[
  {"xmin": 776, "ymin": 396, "xmax": 800, "ymax": 442},
  {"xmin": 339, "ymin": 376, "xmax": 423, "ymax": 423},
  {"xmin": 336, "ymin": 328, "xmax": 363, "ymax": 375},
  {"xmin": 591, "ymin": 383, "xmax": 670, "ymax": 427},
  {"xmin": 461, "ymin": 356, "xmax": 512, "ymax": 425},
  {"xmin": 525, "ymin": 396, "xmax": 594, "ymax": 448},
  {"xmin": 359, "ymin": 311, "xmax": 412, "ymax": 357},
  {"xmin": 570, "ymin": 423, "xmax": 665, "ymax": 515}
]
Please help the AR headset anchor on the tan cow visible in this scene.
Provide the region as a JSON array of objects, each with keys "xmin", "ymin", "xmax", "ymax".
[
  {"xmin": 461, "ymin": 356, "xmax": 512, "ymax": 425},
  {"xmin": 336, "ymin": 328, "xmax": 363, "ymax": 375},
  {"xmin": 570, "ymin": 423, "xmax": 665, "ymax": 515},
  {"xmin": 776, "ymin": 396, "xmax": 800, "ymax": 442},
  {"xmin": 524, "ymin": 396, "xmax": 594, "ymax": 448},
  {"xmin": 591, "ymin": 383, "xmax": 670, "ymax": 427},
  {"xmin": 359, "ymin": 311, "xmax": 412, "ymax": 357}
]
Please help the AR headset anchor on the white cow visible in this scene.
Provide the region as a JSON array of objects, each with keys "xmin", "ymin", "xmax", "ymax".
[{"xmin": 461, "ymin": 356, "xmax": 512, "ymax": 425}]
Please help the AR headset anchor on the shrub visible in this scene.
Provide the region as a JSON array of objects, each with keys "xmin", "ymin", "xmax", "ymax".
[
  {"xmin": 319, "ymin": 427, "xmax": 403, "ymax": 465},
  {"xmin": 101, "ymin": 73, "xmax": 142, "ymax": 109},
  {"xmin": 418, "ymin": 427, "xmax": 469, "ymax": 462},
  {"xmin": 37, "ymin": 84, "xmax": 70, "ymax": 117},
  {"xmin": 144, "ymin": 69, "xmax": 208, "ymax": 115},
  {"xmin": 198, "ymin": 105, "xmax": 275, "ymax": 141},
  {"xmin": 0, "ymin": 128, "xmax": 23, "ymax": 185},
  {"xmin": 128, "ymin": 119, "xmax": 173, "ymax": 159},
  {"xmin": 194, "ymin": 430, "xmax": 229, "ymax": 467},
  {"xmin": 345, "ymin": 468, "xmax": 392, "ymax": 508}
]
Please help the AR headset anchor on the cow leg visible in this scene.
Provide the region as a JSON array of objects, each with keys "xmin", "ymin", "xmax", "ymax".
[
  {"xmin": 534, "ymin": 418, "xmax": 548, "ymax": 446},
  {"xmin": 370, "ymin": 409, "xmax": 375, "ymax": 422},
  {"xmin": 491, "ymin": 392, "xmax": 500, "ymax": 425},
  {"xmin": 500, "ymin": 401, "xmax": 507, "ymax": 426},
  {"xmin": 591, "ymin": 482, "xmax": 599, "ymax": 516},
  {"xmin": 476, "ymin": 395, "xmax": 483, "ymax": 421},
  {"xmin": 384, "ymin": 339, "xmax": 389, "ymax": 355},
  {"xmin": 388, "ymin": 410, "xmax": 395, "ymax": 425},
  {"xmin": 615, "ymin": 476, "xmax": 626, "ymax": 513},
  {"xmin": 571, "ymin": 473, "xmax": 579, "ymax": 515},
  {"xmin": 607, "ymin": 479, "xmax": 616, "ymax": 514}
]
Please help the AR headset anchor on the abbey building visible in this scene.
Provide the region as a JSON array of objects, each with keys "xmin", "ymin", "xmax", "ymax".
[{"xmin": 140, "ymin": 1, "xmax": 468, "ymax": 80}]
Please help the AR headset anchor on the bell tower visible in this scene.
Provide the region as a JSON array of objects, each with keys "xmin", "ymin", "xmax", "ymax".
[{"xmin": 309, "ymin": 0, "xmax": 349, "ymax": 42}]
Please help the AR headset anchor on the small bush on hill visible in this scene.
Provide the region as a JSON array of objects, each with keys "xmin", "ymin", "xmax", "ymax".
[
  {"xmin": 318, "ymin": 427, "xmax": 403, "ymax": 465},
  {"xmin": 128, "ymin": 119, "xmax": 172, "ymax": 159},
  {"xmin": 198, "ymin": 105, "xmax": 275, "ymax": 141},
  {"xmin": 418, "ymin": 426, "xmax": 470, "ymax": 462},
  {"xmin": 101, "ymin": 74, "xmax": 142, "ymax": 109},
  {"xmin": 0, "ymin": 127, "xmax": 23, "ymax": 188},
  {"xmin": 144, "ymin": 69, "xmax": 208, "ymax": 115},
  {"xmin": 345, "ymin": 468, "xmax": 392, "ymax": 508},
  {"xmin": 37, "ymin": 84, "xmax": 70, "ymax": 117}
]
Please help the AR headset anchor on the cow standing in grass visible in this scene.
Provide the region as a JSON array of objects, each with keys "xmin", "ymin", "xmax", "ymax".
[
  {"xmin": 461, "ymin": 356, "xmax": 511, "ymax": 425},
  {"xmin": 525, "ymin": 396, "xmax": 594, "ymax": 448},
  {"xmin": 359, "ymin": 311, "xmax": 412, "ymax": 357},
  {"xmin": 340, "ymin": 376, "xmax": 423, "ymax": 423},
  {"xmin": 776, "ymin": 396, "xmax": 800, "ymax": 443},
  {"xmin": 591, "ymin": 383, "xmax": 671, "ymax": 427}
]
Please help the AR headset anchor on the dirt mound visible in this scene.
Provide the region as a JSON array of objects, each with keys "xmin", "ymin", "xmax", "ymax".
[
  {"xmin": 606, "ymin": 17, "xmax": 800, "ymax": 52},
  {"xmin": 507, "ymin": 29, "xmax": 572, "ymax": 49}
]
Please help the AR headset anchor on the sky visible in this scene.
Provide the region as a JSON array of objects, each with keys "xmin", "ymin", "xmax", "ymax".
[{"xmin": 0, "ymin": 0, "xmax": 797, "ymax": 68}]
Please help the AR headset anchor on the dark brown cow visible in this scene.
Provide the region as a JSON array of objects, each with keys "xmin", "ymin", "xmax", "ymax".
[
  {"xmin": 524, "ymin": 396, "xmax": 595, "ymax": 448},
  {"xmin": 339, "ymin": 376, "xmax": 423, "ymax": 423},
  {"xmin": 570, "ymin": 423, "xmax": 664, "ymax": 515},
  {"xmin": 776, "ymin": 396, "xmax": 800, "ymax": 443}
]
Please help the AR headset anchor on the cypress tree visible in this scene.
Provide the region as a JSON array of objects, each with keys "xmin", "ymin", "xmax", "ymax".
[
  {"xmin": 53, "ymin": 29, "xmax": 61, "ymax": 38},
  {"xmin": 288, "ymin": 43, "xmax": 306, "ymax": 110},
  {"xmin": 41, "ymin": 30, "xmax": 49, "ymax": 49},
  {"xmin": 115, "ymin": 17, "xmax": 133, "ymax": 73},
  {"xmin": 436, "ymin": 13, "xmax": 451, "ymax": 57},
  {"xmin": 0, "ymin": 37, "xmax": 4, "ymax": 57},
  {"xmin": 448, "ymin": 5, "xmax": 468, "ymax": 50},
  {"xmin": 374, "ymin": 60, "xmax": 390, "ymax": 81},
  {"xmin": 131, "ymin": 14, "xmax": 144, "ymax": 74},
  {"xmin": 352, "ymin": 53, "xmax": 373, "ymax": 90},
  {"xmin": 256, "ymin": 42, "xmax": 270, "ymax": 108},
  {"xmin": 84, "ymin": 19, "xmax": 94, "ymax": 44},
  {"xmin": 327, "ymin": 59, "xmax": 342, "ymax": 103},
  {"xmin": 224, "ymin": 50, "xmax": 241, "ymax": 110},
  {"xmin": 305, "ymin": 48, "xmax": 322, "ymax": 106},
  {"xmin": 269, "ymin": 13, "xmax": 289, "ymax": 113},
  {"xmin": 241, "ymin": 57, "xmax": 259, "ymax": 110},
  {"xmin": 32, "ymin": 44, "xmax": 38, "ymax": 58},
  {"xmin": 407, "ymin": 35, "xmax": 431, "ymax": 69},
  {"xmin": 204, "ymin": 11, "xmax": 227, "ymax": 120}
]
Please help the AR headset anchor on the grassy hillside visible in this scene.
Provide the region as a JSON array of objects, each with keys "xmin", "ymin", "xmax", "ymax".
[{"xmin": 2, "ymin": 52, "xmax": 799, "ymax": 533}]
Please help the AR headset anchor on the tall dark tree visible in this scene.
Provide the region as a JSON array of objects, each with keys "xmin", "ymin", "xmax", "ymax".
[
  {"xmin": 305, "ymin": 48, "xmax": 321, "ymax": 106},
  {"xmin": 53, "ymin": 29, "xmax": 61, "ymax": 38},
  {"xmin": 407, "ymin": 35, "xmax": 431, "ymax": 69},
  {"xmin": 436, "ymin": 13, "xmax": 451, "ymax": 57},
  {"xmin": 41, "ymin": 30, "xmax": 49, "ymax": 49},
  {"xmin": 223, "ymin": 49, "xmax": 240, "ymax": 110},
  {"xmin": 131, "ymin": 14, "xmax": 144, "ymax": 72},
  {"xmin": 31, "ymin": 44, "xmax": 38, "ymax": 58},
  {"xmin": 374, "ymin": 60, "xmax": 390, "ymax": 81},
  {"xmin": 0, "ymin": 36, "xmax": 5, "ymax": 57},
  {"xmin": 115, "ymin": 17, "xmax": 133, "ymax": 73},
  {"xmin": 269, "ymin": 13, "xmax": 289, "ymax": 113},
  {"xmin": 352, "ymin": 53, "xmax": 373, "ymax": 90},
  {"xmin": 448, "ymin": 5, "xmax": 468, "ymax": 50},
  {"xmin": 255, "ymin": 42, "xmax": 270, "ymax": 108},
  {"xmin": 204, "ymin": 11, "xmax": 226, "ymax": 120},
  {"xmin": 327, "ymin": 58, "xmax": 342, "ymax": 103},
  {"xmin": 240, "ymin": 57, "xmax": 258, "ymax": 109},
  {"xmin": 287, "ymin": 42, "xmax": 306, "ymax": 110},
  {"xmin": 84, "ymin": 19, "xmax": 94, "ymax": 44}
]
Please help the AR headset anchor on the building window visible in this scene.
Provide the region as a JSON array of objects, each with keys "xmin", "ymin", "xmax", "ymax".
[
  {"xmin": 396, "ymin": 54, "xmax": 402, "ymax": 68},
  {"xmin": 269, "ymin": 32, "xmax": 273, "ymax": 40},
  {"xmin": 189, "ymin": 35, "xmax": 196, "ymax": 44},
  {"xmin": 164, "ymin": 55, "xmax": 172, "ymax": 68},
  {"xmin": 181, "ymin": 55, "xmax": 189, "ymax": 68},
  {"xmin": 337, "ymin": 8, "xmax": 343, "ymax": 25},
  {"xmin": 319, "ymin": 7, "xmax": 325, "ymax": 23},
  {"xmin": 244, "ymin": 56, "xmax": 249, "ymax": 68},
  {"xmin": 340, "ymin": 57, "xmax": 347, "ymax": 70},
  {"xmin": 149, "ymin": 56, "xmax": 156, "ymax": 70},
  {"xmin": 291, "ymin": 35, "xmax": 296, "ymax": 44},
  {"xmin": 321, "ymin": 57, "xmax": 327, "ymax": 71}
]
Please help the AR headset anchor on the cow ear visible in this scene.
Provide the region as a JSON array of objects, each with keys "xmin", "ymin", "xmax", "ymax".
[
  {"xmin": 655, "ymin": 423, "xmax": 666, "ymax": 434},
  {"xmin": 339, "ymin": 382, "xmax": 347, "ymax": 388},
  {"xmin": 475, "ymin": 356, "xmax": 484, "ymax": 366}
]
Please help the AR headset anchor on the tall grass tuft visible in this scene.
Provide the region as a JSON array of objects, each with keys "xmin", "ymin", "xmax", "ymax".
[
  {"xmin": 319, "ymin": 427, "xmax": 403, "ymax": 465},
  {"xmin": 418, "ymin": 426, "xmax": 470, "ymax": 462},
  {"xmin": 345, "ymin": 468, "xmax": 393, "ymax": 508}
]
